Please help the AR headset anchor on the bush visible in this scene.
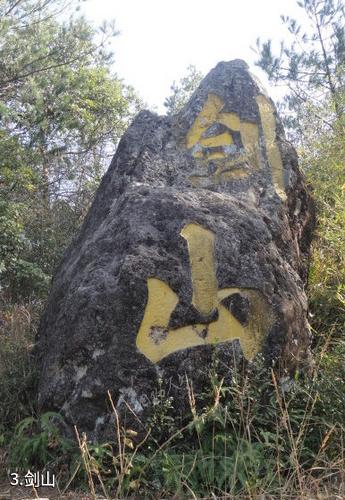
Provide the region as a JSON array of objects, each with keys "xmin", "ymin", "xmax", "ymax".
[{"xmin": 0, "ymin": 201, "xmax": 50, "ymax": 300}]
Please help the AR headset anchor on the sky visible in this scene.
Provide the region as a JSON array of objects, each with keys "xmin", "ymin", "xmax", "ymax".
[{"xmin": 81, "ymin": 0, "xmax": 305, "ymax": 113}]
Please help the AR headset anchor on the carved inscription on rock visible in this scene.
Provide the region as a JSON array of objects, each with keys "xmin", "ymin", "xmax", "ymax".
[
  {"xmin": 186, "ymin": 93, "xmax": 287, "ymax": 200},
  {"xmin": 136, "ymin": 223, "xmax": 274, "ymax": 363}
]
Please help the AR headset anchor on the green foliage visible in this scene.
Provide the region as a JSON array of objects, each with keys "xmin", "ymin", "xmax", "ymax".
[
  {"xmin": 303, "ymin": 112, "xmax": 345, "ymax": 341},
  {"xmin": 157, "ymin": 437, "xmax": 275, "ymax": 497},
  {"xmin": 2, "ymin": 338, "xmax": 344, "ymax": 496},
  {"xmin": 0, "ymin": 302, "xmax": 41, "ymax": 441},
  {"xmin": 0, "ymin": 0, "xmax": 142, "ymax": 300},
  {"xmin": 0, "ymin": 129, "xmax": 37, "ymax": 195},
  {"xmin": 0, "ymin": 201, "xmax": 24, "ymax": 276},
  {"xmin": 148, "ymin": 378, "xmax": 177, "ymax": 438},
  {"xmin": 0, "ymin": 201, "xmax": 49, "ymax": 298},
  {"xmin": 0, "ymin": 2, "xmax": 344, "ymax": 498},
  {"xmin": 98, "ymin": 358, "xmax": 345, "ymax": 497},
  {"xmin": 9, "ymin": 412, "xmax": 75, "ymax": 471},
  {"xmin": 141, "ymin": 360, "xmax": 345, "ymax": 497},
  {"xmin": 164, "ymin": 65, "xmax": 203, "ymax": 115},
  {"xmin": 255, "ymin": 0, "xmax": 344, "ymax": 141},
  {"xmin": 0, "ymin": 1, "xmax": 109, "ymax": 101},
  {"xmin": 255, "ymin": 10, "xmax": 345, "ymax": 482}
]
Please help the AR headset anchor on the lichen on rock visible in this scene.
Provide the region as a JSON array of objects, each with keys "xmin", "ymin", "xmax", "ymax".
[{"xmin": 35, "ymin": 59, "xmax": 315, "ymax": 440}]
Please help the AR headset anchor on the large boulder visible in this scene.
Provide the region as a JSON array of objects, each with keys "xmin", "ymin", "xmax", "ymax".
[{"xmin": 35, "ymin": 60, "xmax": 315, "ymax": 439}]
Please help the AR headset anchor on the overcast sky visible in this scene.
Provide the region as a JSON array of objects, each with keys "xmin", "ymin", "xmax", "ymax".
[{"xmin": 81, "ymin": 0, "xmax": 305, "ymax": 112}]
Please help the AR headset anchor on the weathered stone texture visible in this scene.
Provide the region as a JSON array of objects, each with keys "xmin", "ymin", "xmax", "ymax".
[{"xmin": 36, "ymin": 60, "xmax": 315, "ymax": 439}]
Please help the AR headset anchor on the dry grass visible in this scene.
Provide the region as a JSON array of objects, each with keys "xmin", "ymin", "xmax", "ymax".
[{"xmin": 0, "ymin": 297, "xmax": 345, "ymax": 499}]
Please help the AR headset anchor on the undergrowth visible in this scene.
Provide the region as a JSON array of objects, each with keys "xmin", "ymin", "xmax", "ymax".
[
  {"xmin": 0, "ymin": 301, "xmax": 41, "ymax": 444},
  {"xmin": 0, "ymin": 327, "xmax": 344, "ymax": 498},
  {"xmin": 0, "ymin": 129, "xmax": 344, "ymax": 498}
]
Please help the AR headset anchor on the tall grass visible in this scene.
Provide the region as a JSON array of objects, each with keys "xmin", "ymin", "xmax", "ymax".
[
  {"xmin": 55, "ymin": 359, "xmax": 344, "ymax": 498},
  {"xmin": 0, "ymin": 301, "xmax": 42, "ymax": 439},
  {"xmin": 2, "ymin": 335, "xmax": 344, "ymax": 498}
]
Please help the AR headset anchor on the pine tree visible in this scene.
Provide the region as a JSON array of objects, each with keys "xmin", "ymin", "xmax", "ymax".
[
  {"xmin": 164, "ymin": 65, "xmax": 203, "ymax": 115},
  {"xmin": 255, "ymin": 0, "xmax": 344, "ymax": 143}
]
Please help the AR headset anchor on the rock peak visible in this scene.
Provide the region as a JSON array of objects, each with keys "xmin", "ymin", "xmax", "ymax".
[{"xmin": 215, "ymin": 59, "xmax": 250, "ymax": 70}]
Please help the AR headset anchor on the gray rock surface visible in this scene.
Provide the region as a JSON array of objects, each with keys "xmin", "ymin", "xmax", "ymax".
[{"xmin": 35, "ymin": 60, "xmax": 315, "ymax": 440}]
